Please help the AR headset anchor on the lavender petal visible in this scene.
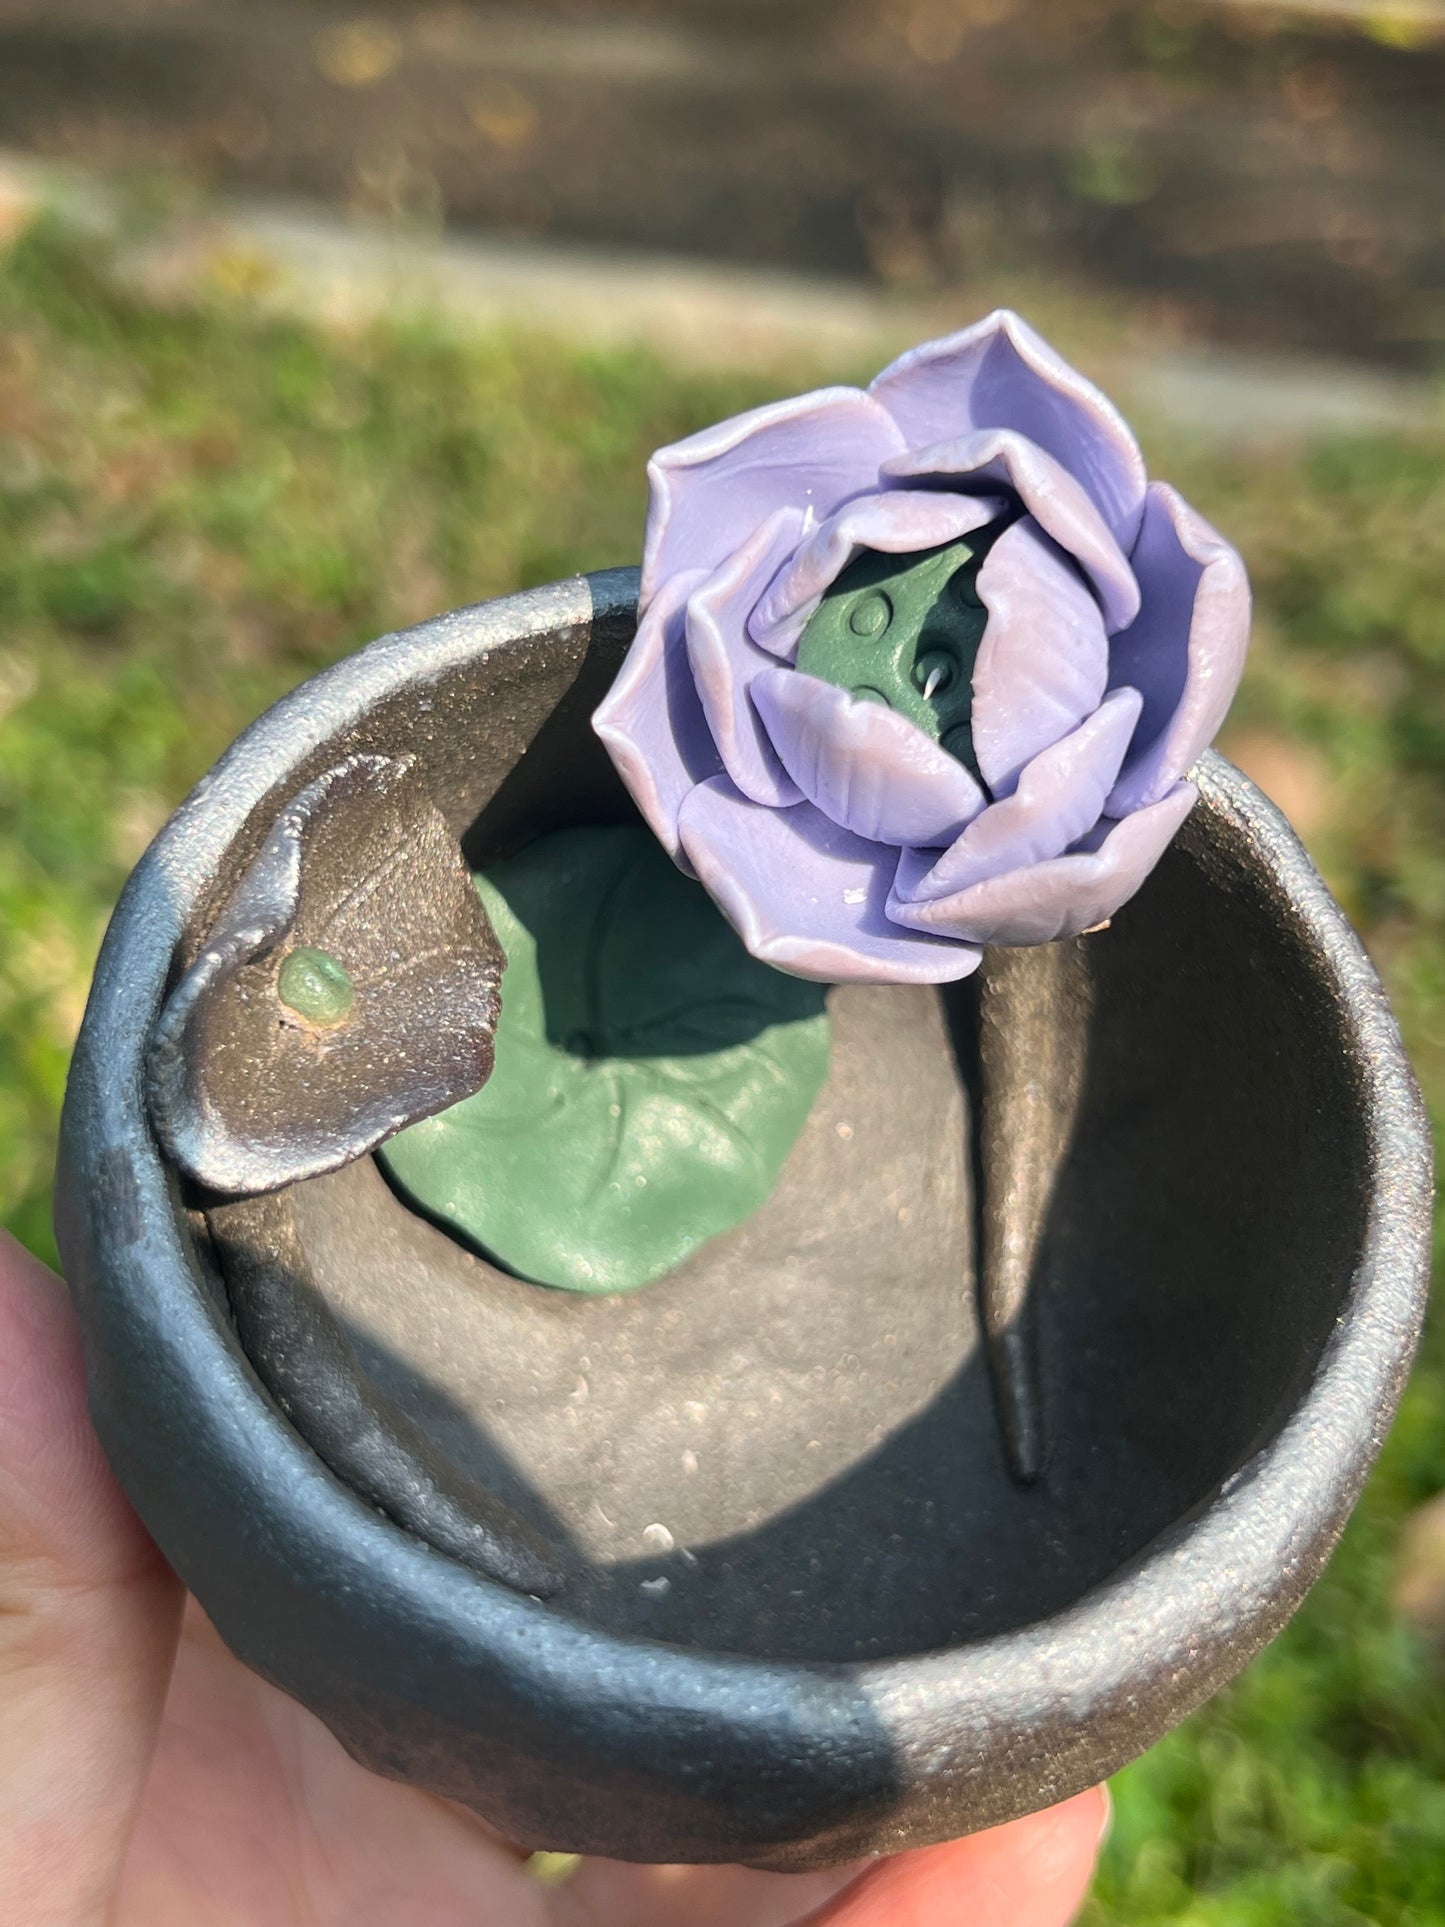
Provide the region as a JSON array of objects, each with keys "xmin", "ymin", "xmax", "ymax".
[
  {"xmin": 641, "ymin": 387, "xmax": 906, "ymax": 607},
  {"xmin": 685, "ymin": 510, "xmax": 806, "ymax": 809},
  {"xmin": 897, "ymin": 686, "xmax": 1144, "ymax": 901},
  {"xmin": 883, "ymin": 428, "xmax": 1140, "ymax": 634},
  {"xmin": 752, "ymin": 666, "xmax": 988, "ymax": 848},
  {"xmin": 677, "ymin": 776, "xmax": 982, "ymax": 985},
  {"xmin": 887, "ymin": 782, "xmax": 1196, "ymax": 946},
  {"xmin": 1106, "ymin": 484, "xmax": 1252, "ymax": 816},
  {"xmin": 971, "ymin": 516, "xmax": 1111, "ymax": 798},
  {"xmin": 592, "ymin": 568, "xmax": 720, "ymax": 869},
  {"xmin": 747, "ymin": 488, "xmax": 1008, "ymax": 656},
  {"xmin": 869, "ymin": 310, "xmax": 1148, "ymax": 547}
]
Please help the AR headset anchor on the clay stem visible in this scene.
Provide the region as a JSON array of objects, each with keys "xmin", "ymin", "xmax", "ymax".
[{"xmin": 976, "ymin": 938, "xmax": 1093, "ymax": 1485}]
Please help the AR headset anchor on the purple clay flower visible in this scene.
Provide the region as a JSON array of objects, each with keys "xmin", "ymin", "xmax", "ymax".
[{"xmin": 593, "ymin": 311, "xmax": 1250, "ymax": 984}]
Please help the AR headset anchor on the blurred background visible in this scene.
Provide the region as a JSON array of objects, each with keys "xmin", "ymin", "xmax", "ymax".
[{"xmin": 1, "ymin": 0, "xmax": 1443, "ymax": 1918}]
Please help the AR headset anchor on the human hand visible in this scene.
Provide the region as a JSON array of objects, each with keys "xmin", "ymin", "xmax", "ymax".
[{"xmin": 0, "ymin": 1228, "xmax": 1107, "ymax": 1926}]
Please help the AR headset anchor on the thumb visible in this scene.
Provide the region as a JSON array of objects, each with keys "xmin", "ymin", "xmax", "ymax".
[
  {"xmin": 806, "ymin": 1787, "xmax": 1109, "ymax": 1927},
  {"xmin": 0, "ymin": 1230, "xmax": 184, "ymax": 1927}
]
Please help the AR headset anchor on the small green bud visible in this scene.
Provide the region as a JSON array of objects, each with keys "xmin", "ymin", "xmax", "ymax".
[{"xmin": 277, "ymin": 946, "xmax": 355, "ymax": 1028}]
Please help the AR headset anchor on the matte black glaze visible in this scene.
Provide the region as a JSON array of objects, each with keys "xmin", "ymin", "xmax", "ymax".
[{"xmin": 57, "ymin": 571, "xmax": 1433, "ymax": 1869}]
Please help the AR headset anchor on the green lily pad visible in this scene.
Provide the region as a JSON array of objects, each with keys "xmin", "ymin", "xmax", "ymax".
[{"xmin": 377, "ymin": 826, "xmax": 831, "ymax": 1294}]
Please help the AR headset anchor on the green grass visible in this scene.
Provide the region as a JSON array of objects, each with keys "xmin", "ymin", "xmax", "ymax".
[{"xmin": 1, "ymin": 219, "xmax": 1443, "ymax": 1920}]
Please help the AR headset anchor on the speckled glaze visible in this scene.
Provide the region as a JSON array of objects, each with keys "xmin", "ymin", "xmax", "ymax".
[{"xmin": 56, "ymin": 572, "xmax": 1431, "ymax": 1870}]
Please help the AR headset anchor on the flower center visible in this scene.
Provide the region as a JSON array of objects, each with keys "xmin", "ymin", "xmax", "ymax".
[{"xmin": 793, "ymin": 531, "xmax": 999, "ymax": 779}]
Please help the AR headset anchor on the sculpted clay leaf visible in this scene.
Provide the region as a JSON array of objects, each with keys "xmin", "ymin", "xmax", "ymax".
[{"xmin": 378, "ymin": 827, "xmax": 830, "ymax": 1293}]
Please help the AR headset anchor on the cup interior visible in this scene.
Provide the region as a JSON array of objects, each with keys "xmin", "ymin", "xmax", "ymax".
[{"xmin": 203, "ymin": 612, "xmax": 1370, "ymax": 1664}]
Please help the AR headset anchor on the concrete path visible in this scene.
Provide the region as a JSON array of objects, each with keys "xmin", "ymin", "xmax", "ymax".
[{"xmin": 2, "ymin": 151, "xmax": 1439, "ymax": 449}]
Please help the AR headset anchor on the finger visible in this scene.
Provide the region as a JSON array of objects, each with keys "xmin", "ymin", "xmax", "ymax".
[
  {"xmin": 804, "ymin": 1788, "xmax": 1110, "ymax": 1927},
  {"xmin": 547, "ymin": 1852, "xmax": 863, "ymax": 1927},
  {"xmin": 118, "ymin": 1600, "xmax": 558, "ymax": 1927},
  {"xmin": 546, "ymin": 1786, "xmax": 1106, "ymax": 1927},
  {"xmin": 0, "ymin": 1230, "xmax": 184, "ymax": 1927}
]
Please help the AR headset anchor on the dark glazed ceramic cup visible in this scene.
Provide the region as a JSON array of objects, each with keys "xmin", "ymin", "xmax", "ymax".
[{"xmin": 56, "ymin": 569, "xmax": 1434, "ymax": 1870}]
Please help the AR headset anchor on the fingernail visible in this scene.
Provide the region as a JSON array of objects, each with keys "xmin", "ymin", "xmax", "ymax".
[
  {"xmin": 526, "ymin": 1851, "xmax": 582, "ymax": 1886},
  {"xmin": 1095, "ymin": 1785, "xmax": 1114, "ymax": 1850}
]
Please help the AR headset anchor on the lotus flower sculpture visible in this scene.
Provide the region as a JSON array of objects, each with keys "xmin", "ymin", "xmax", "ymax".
[{"xmin": 594, "ymin": 310, "xmax": 1251, "ymax": 982}]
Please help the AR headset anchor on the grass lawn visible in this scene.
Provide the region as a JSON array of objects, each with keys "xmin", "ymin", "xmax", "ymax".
[{"xmin": 1, "ymin": 218, "xmax": 1442, "ymax": 1923}]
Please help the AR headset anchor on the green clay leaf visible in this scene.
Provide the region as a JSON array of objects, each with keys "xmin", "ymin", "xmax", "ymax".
[{"xmin": 377, "ymin": 826, "xmax": 830, "ymax": 1294}]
